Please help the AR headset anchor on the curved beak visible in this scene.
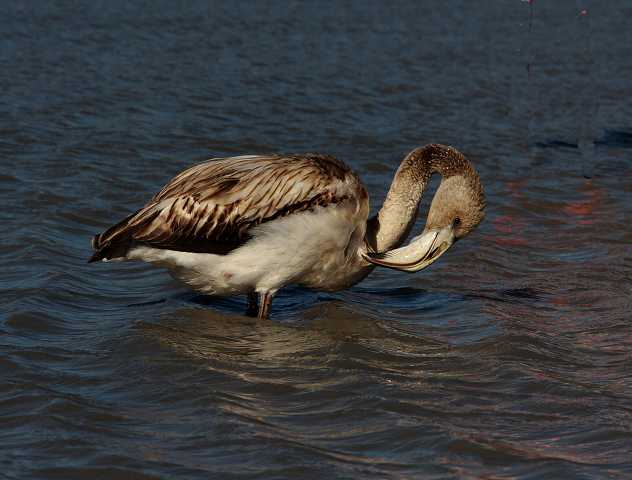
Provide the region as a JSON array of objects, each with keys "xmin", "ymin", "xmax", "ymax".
[{"xmin": 363, "ymin": 225, "xmax": 455, "ymax": 272}]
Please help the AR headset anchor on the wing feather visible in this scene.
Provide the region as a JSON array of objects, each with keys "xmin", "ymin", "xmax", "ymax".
[{"xmin": 90, "ymin": 154, "xmax": 366, "ymax": 261}]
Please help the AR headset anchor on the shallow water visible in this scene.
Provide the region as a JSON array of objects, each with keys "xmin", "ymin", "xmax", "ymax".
[{"xmin": 1, "ymin": 1, "xmax": 631, "ymax": 479}]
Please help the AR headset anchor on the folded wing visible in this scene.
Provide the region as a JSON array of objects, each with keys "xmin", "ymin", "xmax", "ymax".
[{"xmin": 89, "ymin": 154, "xmax": 364, "ymax": 262}]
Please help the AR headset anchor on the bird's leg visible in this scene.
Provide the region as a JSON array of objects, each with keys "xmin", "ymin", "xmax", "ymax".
[
  {"xmin": 257, "ymin": 291, "xmax": 275, "ymax": 320},
  {"xmin": 246, "ymin": 292, "xmax": 258, "ymax": 317}
]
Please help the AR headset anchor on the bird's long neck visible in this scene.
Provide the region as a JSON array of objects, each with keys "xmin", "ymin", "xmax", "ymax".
[{"xmin": 365, "ymin": 144, "xmax": 472, "ymax": 253}]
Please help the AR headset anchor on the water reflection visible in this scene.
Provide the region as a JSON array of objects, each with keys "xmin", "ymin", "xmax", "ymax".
[
  {"xmin": 138, "ymin": 302, "xmax": 450, "ymax": 369},
  {"xmin": 144, "ymin": 307, "xmax": 334, "ymax": 364}
]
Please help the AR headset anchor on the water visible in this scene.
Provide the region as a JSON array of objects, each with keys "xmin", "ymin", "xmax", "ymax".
[{"xmin": 1, "ymin": 1, "xmax": 631, "ymax": 478}]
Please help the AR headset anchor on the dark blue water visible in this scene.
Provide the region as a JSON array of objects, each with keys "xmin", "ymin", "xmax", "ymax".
[{"xmin": 1, "ymin": 1, "xmax": 631, "ymax": 478}]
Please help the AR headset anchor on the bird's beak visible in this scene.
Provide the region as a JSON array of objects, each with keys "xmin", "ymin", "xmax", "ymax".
[{"xmin": 363, "ymin": 225, "xmax": 455, "ymax": 272}]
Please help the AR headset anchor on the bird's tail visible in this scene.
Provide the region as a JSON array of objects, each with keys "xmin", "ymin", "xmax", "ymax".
[{"xmin": 88, "ymin": 211, "xmax": 138, "ymax": 263}]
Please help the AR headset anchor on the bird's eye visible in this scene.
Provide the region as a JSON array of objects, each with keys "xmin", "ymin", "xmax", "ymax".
[{"xmin": 453, "ymin": 217, "xmax": 461, "ymax": 227}]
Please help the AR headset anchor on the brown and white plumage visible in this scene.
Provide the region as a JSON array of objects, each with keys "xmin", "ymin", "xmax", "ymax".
[
  {"xmin": 90, "ymin": 154, "xmax": 362, "ymax": 260},
  {"xmin": 90, "ymin": 144, "xmax": 485, "ymax": 319}
]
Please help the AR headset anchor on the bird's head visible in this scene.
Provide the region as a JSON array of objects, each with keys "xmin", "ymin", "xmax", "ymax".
[{"xmin": 364, "ymin": 160, "xmax": 485, "ymax": 272}]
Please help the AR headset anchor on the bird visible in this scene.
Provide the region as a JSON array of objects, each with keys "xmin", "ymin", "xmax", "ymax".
[{"xmin": 89, "ymin": 144, "xmax": 485, "ymax": 319}]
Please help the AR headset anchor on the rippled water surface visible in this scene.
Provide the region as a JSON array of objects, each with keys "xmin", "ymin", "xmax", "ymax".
[{"xmin": 2, "ymin": 1, "xmax": 631, "ymax": 479}]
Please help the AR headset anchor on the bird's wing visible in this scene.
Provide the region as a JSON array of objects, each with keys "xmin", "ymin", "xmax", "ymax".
[{"xmin": 90, "ymin": 154, "xmax": 366, "ymax": 259}]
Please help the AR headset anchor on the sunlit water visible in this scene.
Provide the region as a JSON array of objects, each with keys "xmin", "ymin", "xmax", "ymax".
[{"xmin": 1, "ymin": 1, "xmax": 631, "ymax": 479}]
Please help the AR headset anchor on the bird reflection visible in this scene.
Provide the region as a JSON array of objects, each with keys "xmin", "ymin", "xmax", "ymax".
[
  {"xmin": 137, "ymin": 303, "xmax": 361, "ymax": 364},
  {"xmin": 135, "ymin": 301, "xmax": 446, "ymax": 373}
]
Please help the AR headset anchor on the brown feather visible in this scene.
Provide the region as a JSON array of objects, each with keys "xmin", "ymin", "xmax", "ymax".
[{"xmin": 89, "ymin": 154, "xmax": 365, "ymax": 262}]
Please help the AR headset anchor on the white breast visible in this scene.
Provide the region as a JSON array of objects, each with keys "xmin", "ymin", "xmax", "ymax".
[{"xmin": 127, "ymin": 204, "xmax": 369, "ymax": 296}]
